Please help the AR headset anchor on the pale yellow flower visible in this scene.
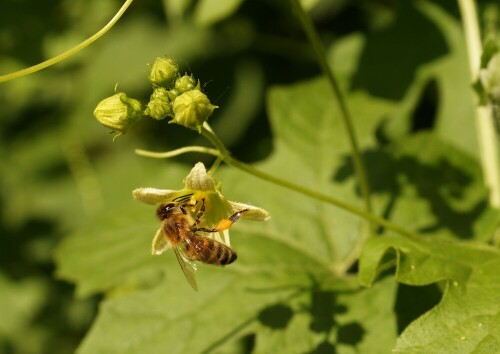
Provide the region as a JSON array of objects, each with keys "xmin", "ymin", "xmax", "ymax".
[{"xmin": 133, "ymin": 162, "xmax": 270, "ymax": 255}]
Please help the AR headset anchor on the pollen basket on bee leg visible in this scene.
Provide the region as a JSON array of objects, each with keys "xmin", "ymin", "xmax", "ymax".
[{"xmin": 214, "ymin": 219, "xmax": 234, "ymax": 232}]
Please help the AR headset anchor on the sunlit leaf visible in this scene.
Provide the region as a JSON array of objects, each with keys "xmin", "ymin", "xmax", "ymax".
[
  {"xmin": 359, "ymin": 234, "xmax": 500, "ymax": 353},
  {"xmin": 75, "ymin": 231, "xmax": 346, "ymax": 354}
]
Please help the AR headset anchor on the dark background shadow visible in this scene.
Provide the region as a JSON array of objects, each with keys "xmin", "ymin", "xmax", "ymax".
[
  {"xmin": 257, "ymin": 285, "xmax": 366, "ymax": 353},
  {"xmin": 333, "ymin": 146, "xmax": 488, "ymax": 239},
  {"xmin": 351, "ymin": 1, "xmax": 449, "ymax": 100}
]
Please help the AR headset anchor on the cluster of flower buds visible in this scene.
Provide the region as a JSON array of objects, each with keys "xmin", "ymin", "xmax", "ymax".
[{"xmin": 93, "ymin": 56, "xmax": 218, "ymax": 138}]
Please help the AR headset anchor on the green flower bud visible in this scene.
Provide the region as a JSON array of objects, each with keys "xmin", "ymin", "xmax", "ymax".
[
  {"xmin": 167, "ymin": 89, "xmax": 179, "ymax": 101},
  {"xmin": 145, "ymin": 87, "xmax": 171, "ymax": 120},
  {"xmin": 175, "ymin": 75, "xmax": 198, "ymax": 93},
  {"xmin": 166, "ymin": 76, "xmax": 199, "ymax": 101},
  {"xmin": 170, "ymin": 90, "xmax": 218, "ymax": 133},
  {"xmin": 148, "ymin": 56, "xmax": 179, "ymax": 87},
  {"xmin": 93, "ymin": 92, "xmax": 143, "ymax": 138}
]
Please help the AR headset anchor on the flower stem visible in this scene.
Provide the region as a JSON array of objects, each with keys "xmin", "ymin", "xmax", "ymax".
[
  {"xmin": 135, "ymin": 145, "xmax": 221, "ymax": 159},
  {"xmin": 208, "ymin": 157, "xmax": 224, "ymax": 175},
  {"xmin": 458, "ymin": 0, "xmax": 500, "ymax": 207},
  {"xmin": 288, "ymin": 0, "xmax": 374, "ymax": 227},
  {"xmin": 225, "ymin": 155, "xmax": 418, "ymax": 240},
  {"xmin": 0, "ymin": 0, "xmax": 134, "ymax": 83},
  {"xmin": 200, "ymin": 123, "xmax": 419, "ymax": 241}
]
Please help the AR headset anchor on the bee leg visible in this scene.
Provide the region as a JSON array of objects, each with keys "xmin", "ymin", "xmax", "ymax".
[
  {"xmin": 227, "ymin": 209, "xmax": 248, "ymax": 224},
  {"xmin": 193, "ymin": 198, "xmax": 206, "ymax": 226},
  {"xmin": 195, "ymin": 209, "xmax": 249, "ymax": 233},
  {"xmin": 180, "ymin": 198, "xmax": 200, "ymax": 215}
]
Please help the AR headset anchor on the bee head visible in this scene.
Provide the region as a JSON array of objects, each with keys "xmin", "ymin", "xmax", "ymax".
[{"xmin": 156, "ymin": 202, "xmax": 177, "ymax": 220}]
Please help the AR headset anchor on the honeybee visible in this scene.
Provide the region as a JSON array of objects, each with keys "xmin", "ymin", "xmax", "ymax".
[{"xmin": 156, "ymin": 194, "xmax": 247, "ymax": 291}]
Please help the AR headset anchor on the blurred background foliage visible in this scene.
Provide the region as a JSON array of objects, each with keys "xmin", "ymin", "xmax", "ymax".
[{"xmin": 1, "ymin": 0, "xmax": 499, "ymax": 353}]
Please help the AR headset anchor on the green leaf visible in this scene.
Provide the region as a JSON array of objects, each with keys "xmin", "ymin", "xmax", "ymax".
[
  {"xmin": 55, "ymin": 209, "xmax": 165, "ymax": 297},
  {"xmin": 0, "ymin": 273, "xmax": 48, "ymax": 353},
  {"xmin": 75, "ymin": 231, "xmax": 351, "ymax": 354},
  {"xmin": 54, "ymin": 161, "xmax": 188, "ymax": 297},
  {"xmin": 341, "ymin": 132, "xmax": 498, "ymax": 242},
  {"xmin": 263, "ymin": 76, "xmax": 393, "ymax": 267},
  {"xmin": 253, "ymin": 276, "xmax": 398, "ymax": 354},
  {"xmin": 63, "ymin": 67, "xmax": 398, "ymax": 350},
  {"xmin": 0, "ymin": 274, "xmax": 46, "ymax": 337},
  {"xmin": 359, "ymin": 235, "xmax": 499, "ymax": 287},
  {"xmin": 353, "ymin": 1, "xmax": 478, "ymax": 157},
  {"xmin": 359, "ymin": 234, "xmax": 500, "ymax": 353},
  {"xmin": 395, "ymin": 257, "xmax": 500, "ymax": 353},
  {"xmin": 57, "ymin": 75, "xmax": 497, "ymax": 353},
  {"xmin": 54, "ymin": 2, "xmax": 500, "ymax": 352}
]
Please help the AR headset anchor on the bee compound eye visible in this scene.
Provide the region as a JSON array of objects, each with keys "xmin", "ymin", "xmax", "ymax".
[
  {"xmin": 165, "ymin": 203, "xmax": 176, "ymax": 211},
  {"xmin": 156, "ymin": 202, "xmax": 177, "ymax": 219}
]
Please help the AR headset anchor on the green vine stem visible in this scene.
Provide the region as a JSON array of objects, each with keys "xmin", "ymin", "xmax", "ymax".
[
  {"xmin": 458, "ymin": 0, "xmax": 500, "ymax": 207},
  {"xmin": 0, "ymin": 0, "xmax": 134, "ymax": 83},
  {"xmin": 134, "ymin": 123, "xmax": 417, "ymax": 242},
  {"xmin": 288, "ymin": 0, "xmax": 374, "ymax": 221},
  {"xmin": 207, "ymin": 156, "xmax": 224, "ymax": 175},
  {"xmin": 195, "ymin": 123, "xmax": 419, "ymax": 241},
  {"xmin": 136, "ymin": 145, "xmax": 221, "ymax": 159}
]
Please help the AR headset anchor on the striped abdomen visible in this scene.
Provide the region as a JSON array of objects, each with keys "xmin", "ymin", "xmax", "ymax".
[{"xmin": 185, "ymin": 236, "xmax": 237, "ymax": 265}]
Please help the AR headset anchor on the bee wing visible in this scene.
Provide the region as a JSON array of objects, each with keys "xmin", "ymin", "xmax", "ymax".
[{"xmin": 173, "ymin": 247, "xmax": 198, "ymax": 291}]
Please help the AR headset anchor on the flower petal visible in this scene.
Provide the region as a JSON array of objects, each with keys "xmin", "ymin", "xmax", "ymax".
[
  {"xmin": 133, "ymin": 188, "xmax": 177, "ymax": 205},
  {"xmin": 151, "ymin": 227, "xmax": 172, "ymax": 255},
  {"xmin": 184, "ymin": 162, "xmax": 216, "ymax": 191},
  {"xmin": 226, "ymin": 200, "xmax": 271, "ymax": 221}
]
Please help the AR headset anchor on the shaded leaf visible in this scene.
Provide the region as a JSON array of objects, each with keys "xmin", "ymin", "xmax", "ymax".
[
  {"xmin": 354, "ymin": 1, "xmax": 478, "ymax": 156},
  {"xmin": 334, "ymin": 132, "xmax": 498, "ymax": 241},
  {"xmin": 254, "ymin": 276, "xmax": 398, "ymax": 354},
  {"xmin": 0, "ymin": 274, "xmax": 46, "ymax": 337},
  {"xmin": 0, "ymin": 274, "xmax": 48, "ymax": 353}
]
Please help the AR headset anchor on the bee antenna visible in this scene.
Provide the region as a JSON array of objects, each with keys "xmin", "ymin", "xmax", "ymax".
[{"xmin": 173, "ymin": 193, "xmax": 194, "ymax": 203}]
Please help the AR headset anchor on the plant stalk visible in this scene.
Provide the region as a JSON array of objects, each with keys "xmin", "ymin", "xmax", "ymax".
[
  {"xmin": 0, "ymin": 0, "xmax": 134, "ymax": 83},
  {"xmin": 458, "ymin": 0, "xmax": 500, "ymax": 207},
  {"xmin": 288, "ymin": 0, "xmax": 374, "ymax": 218}
]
